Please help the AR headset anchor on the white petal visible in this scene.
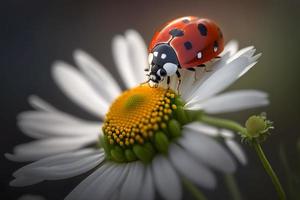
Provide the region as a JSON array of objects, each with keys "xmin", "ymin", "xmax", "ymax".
[
  {"xmin": 152, "ymin": 155, "xmax": 182, "ymax": 200},
  {"xmin": 238, "ymin": 53, "xmax": 261, "ymax": 78},
  {"xmin": 73, "ymin": 163, "xmax": 128, "ymax": 200},
  {"xmin": 169, "ymin": 74, "xmax": 179, "ymax": 92},
  {"xmin": 10, "ymin": 176, "xmax": 42, "ymax": 187},
  {"xmin": 65, "ymin": 162, "xmax": 113, "ymax": 200},
  {"xmin": 25, "ymin": 152, "xmax": 104, "ymax": 180},
  {"xmin": 18, "ymin": 110, "xmax": 80, "ymax": 123},
  {"xmin": 220, "ymin": 40, "xmax": 239, "ymax": 57},
  {"xmin": 12, "ymin": 149, "xmax": 96, "ymax": 174},
  {"xmin": 169, "ymin": 144, "xmax": 216, "ymax": 189},
  {"xmin": 52, "ymin": 62, "xmax": 109, "ymax": 118},
  {"xmin": 18, "ymin": 194, "xmax": 45, "ymax": 200},
  {"xmin": 112, "ymin": 35, "xmax": 137, "ymax": 88},
  {"xmin": 28, "ymin": 95, "xmax": 57, "ymax": 112},
  {"xmin": 220, "ymin": 129, "xmax": 235, "ymax": 138},
  {"xmin": 186, "ymin": 47, "xmax": 259, "ymax": 102},
  {"xmin": 185, "ymin": 53, "xmax": 258, "ymax": 107},
  {"xmin": 5, "ymin": 135, "xmax": 97, "ymax": 162},
  {"xmin": 109, "ymin": 192, "xmax": 120, "ymax": 200},
  {"xmin": 112, "ymin": 30, "xmax": 147, "ymax": 88},
  {"xmin": 138, "ymin": 166, "xmax": 155, "ymax": 200},
  {"xmin": 225, "ymin": 139, "xmax": 247, "ymax": 165},
  {"xmin": 74, "ymin": 49, "xmax": 121, "ymax": 102},
  {"xmin": 186, "ymin": 90, "xmax": 269, "ymax": 112},
  {"xmin": 183, "ymin": 41, "xmax": 240, "ymax": 100},
  {"xmin": 178, "ymin": 128, "xmax": 236, "ymax": 173},
  {"xmin": 184, "ymin": 122, "xmax": 220, "ymax": 137},
  {"xmin": 18, "ymin": 110, "xmax": 101, "ymax": 139},
  {"xmin": 226, "ymin": 46, "xmax": 255, "ymax": 64},
  {"xmin": 179, "ymin": 70, "xmax": 195, "ymax": 100},
  {"xmin": 125, "ymin": 30, "xmax": 148, "ymax": 81},
  {"xmin": 12, "ymin": 148, "xmax": 98, "ymax": 177},
  {"xmin": 120, "ymin": 161, "xmax": 145, "ymax": 200},
  {"xmin": 10, "ymin": 149, "xmax": 104, "ymax": 186},
  {"xmin": 88, "ymin": 163, "xmax": 129, "ymax": 200}
]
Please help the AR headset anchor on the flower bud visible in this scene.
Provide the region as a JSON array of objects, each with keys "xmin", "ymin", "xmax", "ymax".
[
  {"xmin": 244, "ymin": 114, "xmax": 273, "ymax": 143},
  {"xmin": 245, "ymin": 115, "xmax": 267, "ymax": 137}
]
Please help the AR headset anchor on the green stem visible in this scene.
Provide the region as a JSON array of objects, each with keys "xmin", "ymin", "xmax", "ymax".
[
  {"xmin": 198, "ymin": 114, "xmax": 286, "ymax": 200},
  {"xmin": 182, "ymin": 177, "xmax": 207, "ymax": 200},
  {"xmin": 279, "ymin": 144, "xmax": 295, "ymax": 199},
  {"xmin": 199, "ymin": 115, "xmax": 247, "ymax": 135},
  {"xmin": 224, "ymin": 174, "xmax": 243, "ymax": 200},
  {"xmin": 253, "ymin": 140, "xmax": 287, "ymax": 200}
]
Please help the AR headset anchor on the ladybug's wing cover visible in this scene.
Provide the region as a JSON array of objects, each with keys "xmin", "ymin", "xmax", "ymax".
[
  {"xmin": 148, "ymin": 16, "xmax": 198, "ymax": 52},
  {"xmin": 171, "ymin": 18, "xmax": 224, "ymax": 68}
]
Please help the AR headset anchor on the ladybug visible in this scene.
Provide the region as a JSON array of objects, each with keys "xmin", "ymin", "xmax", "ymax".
[{"xmin": 145, "ymin": 16, "xmax": 224, "ymax": 86}]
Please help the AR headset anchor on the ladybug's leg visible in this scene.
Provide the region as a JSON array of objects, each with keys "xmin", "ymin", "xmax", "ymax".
[
  {"xmin": 187, "ymin": 68, "xmax": 197, "ymax": 81},
  {"xmin": 144, "ymin": 68, "xmax": 150, "ymax": 77},
  {"xmin": 140, "ymin": 75, "xmax": 151, "ymax": 86},
  {"xmin": 167, "ymin": 76, "xmax": 170, "ymax": 84},
  {"xmin": 166, "ymin": 76, "xmax": 171, "ymax": 89},
  {"xmin": 176, "ymin": 70, "xmax": 181, "ymax": 94},
  {"xmin": 215, "ymin": 56, "xmax": 221, "ymax": 59},
  {"xmin": 197, "ymin": 64, "xmax": 211, "ymax": 72},
  {"xmin": 140, "ymin": 79, "xmax": 150, "ymax": 86}
]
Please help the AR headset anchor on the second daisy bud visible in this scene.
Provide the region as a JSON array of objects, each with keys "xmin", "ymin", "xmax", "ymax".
[{"xmin": 244, "ymin": 113, "xmax": 274, "ymax": 143}]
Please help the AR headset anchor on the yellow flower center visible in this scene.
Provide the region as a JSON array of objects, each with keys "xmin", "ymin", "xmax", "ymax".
[
  {"xmin": 100, "ymin": 84, "xmax": 190, "ymax": 163},
  {"xmin": 103, "ymin": 84, "xmax": 177, "ymax": 147}
]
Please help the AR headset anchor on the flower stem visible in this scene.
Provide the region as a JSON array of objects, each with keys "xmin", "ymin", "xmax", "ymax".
[
  {"xmin": 198, "ymin": 114, "xmax": 286, "ymax": 200},
  {"xmin": 199, "ymin": 115, "xmax": 247, "ymax": 135},
  {"xmin": 253, "ymin": 140, "xmax": 287, "ymax": 200},
  {"xmin": 182, "ymin": 177, "xmax": 207, "ymax": 200},
  {"xmin": 224, "ymin": 174, "xmax": 243, "ymax": 200}
]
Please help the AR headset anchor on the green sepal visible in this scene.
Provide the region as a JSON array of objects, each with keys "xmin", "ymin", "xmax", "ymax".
[
  {"xmin": 125, "ymin": 149, "xmax": 137, "ymax": 162},
  {"xmin": 161, "ymin": 124, "xmax": 169, "ymax": 136},
  {"xmin": 144, "ymin": 142, "xmax": 156, "ymax": 155},
  {"xmin": 154, "ymin": 131, "xmax": 169, "ymax": 154},
  {"xmin": 133, "ymin": 144, "xmax": 154, "ymax": 163},
  {"xmin": 168, "ymin": 119, "xmax": 181, "ymax": 138},
  {"xmin": 174, "ymin": 106, "xmax": 188, "ymax": 125},
  {"xmin": 110, "ymin": 146, "xmax": 126, "ymax": 162},
  {"xmin": 174, "ymin": 97, "xmax": 184, "ymax": 106},
  {"xmin": 186, "ymin": 110, "xmax": 203, "ymax": 122},
  {"xmin": 99, "ymin": 135, "xmax": 111, "ymax": 159}
]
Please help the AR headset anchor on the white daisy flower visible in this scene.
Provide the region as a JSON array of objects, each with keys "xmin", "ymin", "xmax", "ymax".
[
  {"xmin": 18, "ymin": 194, "xmax": 46, "ymax": 200},
  {"xmin": 6, "ymin": 29, "xmax": 268, "ymax": 200}
]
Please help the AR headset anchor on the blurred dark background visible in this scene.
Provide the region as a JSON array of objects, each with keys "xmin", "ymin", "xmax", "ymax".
[{"xmin": 1, "ymin": 0, "xmax": 300, "ymax": 199}]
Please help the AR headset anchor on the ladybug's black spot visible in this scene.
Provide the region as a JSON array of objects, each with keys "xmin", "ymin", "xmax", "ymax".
[
  {"xmin": 198, "ymin": 23, "xmax": 207, "ymax": 36},
  {"xmin": 184, "ymin": 41, "xmax": 193, "ymax": 50},
  {"xmin": 169, "ymin": 29, "xmax": 184, "ymax": 37},
  {"xmin": 182, "ymin": 19, "xmax": 190, "ymax": 24},
  {"xmin": 214, "ymin": 41, "xmax": 219, "ymax": 48}
]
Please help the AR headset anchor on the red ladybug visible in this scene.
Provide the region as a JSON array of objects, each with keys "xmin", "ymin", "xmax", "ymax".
[{"xmin": 146, "ymin": 16, "xmax": 224, "ymax": 85}]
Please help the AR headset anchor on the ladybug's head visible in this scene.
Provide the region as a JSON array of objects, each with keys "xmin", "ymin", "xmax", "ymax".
[{"xmin": 148, "ymin": 44, "xmax": 179, "ymax": 84}]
